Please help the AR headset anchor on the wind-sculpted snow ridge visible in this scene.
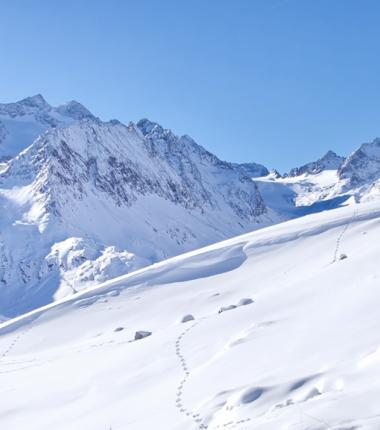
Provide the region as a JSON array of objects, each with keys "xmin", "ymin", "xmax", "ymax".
[
  {"xmin": 1, "ymin": 200, "xmax": 380, "ymax": 429},
  {"xmin": 0, "ymin": 111, "xmax": 271, "ymax": 318}
]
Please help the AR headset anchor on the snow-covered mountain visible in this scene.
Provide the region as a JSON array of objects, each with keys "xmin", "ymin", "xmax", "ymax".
[
  {"xmin": 332, "ymin": 138, "xmax": 380, "ymax": 204},
  {"xmin": 245, "ymin": 151, "xmax": 348, "ymax": 217},
  {"xmin": 288, "ymin": 150, "xmax": 345, "ymax": 177},
  {"xmin": 0, "ymin": 105, "xmax": 273, "ymax": 319},
  {"xmin": 1, "ymin": 198, "xmax": 380, "ymax": 429},
  {"xmin": 2, "ymin": 94, "xmax": 380, "ymax": 321},
  {"xmin": 0, "ymin": 94, "xmax": 95, "ymax": 160},
  {"xmin": 255, "ymin": 146, "xmax": 380, "ymax": 217},
  {"xmin": 338, "ymin": 138, "xmax": 380, "ymax": 186}
]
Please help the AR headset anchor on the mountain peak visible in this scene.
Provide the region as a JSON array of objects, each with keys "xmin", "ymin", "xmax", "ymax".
[
  {"xmin": 136, "ymin": 118, "xmax": 163, "ymax": 136},
  {"xmin": 338, "ymin": 137, "xmax": 380, "ymax": 186},
  {"xmin": 288, "ymin": 150, "xmax": 345, "ymax": 177},
  {"xmin": 0, "ymin": 95, "xmax": 97, "ymax": 160},
  {"xmin": 20, "ymin": 94, "xmax": 49, "ymax": 107},
  {"xmin": 323, "ymin": 149, "xmax": 338, "ymax": 157},
  {"xmin": 56, "ymin": 100, "xmax": 95, "ymax": 120},
  {"xmin": 318, "ymin": 149, "xmax": 343, "ymax": 161},
  {"xmin": 0, "ymin": 94, "xmax": 51, "ymax": 116}
]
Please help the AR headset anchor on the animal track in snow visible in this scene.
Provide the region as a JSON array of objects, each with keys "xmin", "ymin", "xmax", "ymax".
[
  {"xmin": 332, "ymin": 210, "xmax": 357, "ymax": 264},
  {"xmin": 174, "ymin": 313, "xmax": 260, "ymax": 430},
  {"xmin": 1, "ymin": 326, "xmax": 32, "ymax": 360},
  {"xmin": 174, "ymin": 320, "xmax": 209, "ymax": 429}
]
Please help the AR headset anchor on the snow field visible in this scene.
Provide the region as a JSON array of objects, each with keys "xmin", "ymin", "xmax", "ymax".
[{"xmin": 0, "ymin": 201, "xmax": 380, "ymax": 429}]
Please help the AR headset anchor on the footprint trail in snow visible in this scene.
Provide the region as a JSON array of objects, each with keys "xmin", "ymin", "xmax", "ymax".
[{"xmin": 174, "ymin": 314, "xmax": 254, "ymax": 430}]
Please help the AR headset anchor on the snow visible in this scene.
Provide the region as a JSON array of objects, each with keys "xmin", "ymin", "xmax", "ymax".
[
  {"xmin": 254, "ymin": 170, "xmax": 348, "ymax": 217},
  {"xmin": 1, "ymin": 199, "xmax": 380, "ymax": 429},
  {"xmin": 0, "ymin": 115, "xmax": 47, "ymax": 159}
]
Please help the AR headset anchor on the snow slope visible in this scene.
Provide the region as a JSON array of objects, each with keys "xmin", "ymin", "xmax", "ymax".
[{"xmin": 1, "ymin": 199, "xmax": 379, "ymax": 429}]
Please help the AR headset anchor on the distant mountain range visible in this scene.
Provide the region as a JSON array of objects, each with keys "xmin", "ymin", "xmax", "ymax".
[
  {"xmin": 287, "ymin": 150, "xmax": 345, "ymax": 177},
  {"xmin": 0, "ymin": 94, "xmax": 379, "ymax": 318}
]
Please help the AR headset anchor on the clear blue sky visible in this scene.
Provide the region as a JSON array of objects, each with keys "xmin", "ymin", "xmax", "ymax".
[{"xmin": 1, "ymin": 0, "xmax": 380, "ymax": 172}]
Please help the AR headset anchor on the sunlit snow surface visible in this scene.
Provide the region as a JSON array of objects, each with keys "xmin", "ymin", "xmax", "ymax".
[{"xmin": 0, "ymin": 200, "xmax": 380, "ymax": 429}]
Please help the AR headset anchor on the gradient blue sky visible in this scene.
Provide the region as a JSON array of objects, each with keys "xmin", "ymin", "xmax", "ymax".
[{"xmin": 1, "ymin": 0, "xmax": 380, "ymax": 171}]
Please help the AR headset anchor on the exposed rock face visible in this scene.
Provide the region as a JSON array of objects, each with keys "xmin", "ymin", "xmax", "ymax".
[
  {"xmin": 181, "ymin": 314, "xmax": 195, "ymax": 323},
  {"xmin": 218, "ymin": 305, "xmax": 237, "ymax": 313},
  {"xmin": 3, "ymin": 118, "xmax": 266, "ymax": 219},
  {"xmin": 338, "ymin": 138, "xmax": 380, "ymax": 186},
  {"xmin": 288, "ymin": 150, "xmax": 345, "ymax": 177},
  {"xmin": 135, "ymin": 331, "xmax": 152, "ymax": 340},
  {"xmin": 237, "ymin": 298, "xmax": 254, "ymax": 306}
]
